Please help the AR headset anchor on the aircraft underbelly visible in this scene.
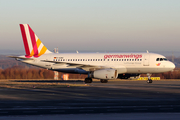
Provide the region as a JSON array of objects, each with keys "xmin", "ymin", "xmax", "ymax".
[{"xmin": 126, "ymin": 67, "xmax": 171, "ymax": 73}]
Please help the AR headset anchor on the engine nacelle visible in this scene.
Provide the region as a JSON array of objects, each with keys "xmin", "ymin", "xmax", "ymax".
[
  {"xmin": 91, "ymin": 69, "xmax": 118, "ymax": 80},
  {"xmin": 117, "ymin": 74, "xmax": 140, "ymax": 79}
]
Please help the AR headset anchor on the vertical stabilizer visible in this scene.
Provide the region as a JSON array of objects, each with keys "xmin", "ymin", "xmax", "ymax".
[{"xmin": 20, "ymin": 24, "xmax": 51, "ymax": 58}]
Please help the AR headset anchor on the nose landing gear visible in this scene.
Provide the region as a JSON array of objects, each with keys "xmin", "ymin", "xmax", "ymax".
[
  {"xmin": 147, "ymin": 79, "xmax": 153, "ymax": 83},
  {"xmin": 147, "ymin": 73, "xmax": 153, "ymax": 83}
]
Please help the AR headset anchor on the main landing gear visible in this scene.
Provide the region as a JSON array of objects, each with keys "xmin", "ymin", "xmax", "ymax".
[
  {"xmin": 84, "ymin": 78, "xmax": 108, "ymax": 83},
  {"xmin": 147, "ymin": 73, "xmax": 153, "ymax": 83},
  {"xmin": 100, "ymin": 79, "xmax": 108, "ymax": 83},
  {"xmin": 84, "ymin": 78, "xmax": 92, "ymax": 83}
]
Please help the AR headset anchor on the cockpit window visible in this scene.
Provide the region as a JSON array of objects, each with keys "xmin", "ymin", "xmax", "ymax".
[{"xmin": 156, "ymin": 58, "xmax": 168, "ymax": 61}]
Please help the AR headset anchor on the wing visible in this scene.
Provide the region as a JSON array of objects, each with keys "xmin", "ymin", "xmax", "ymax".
[{"xmin": 41, "ymin": 60, "xmax": 106, "ymax": 71}]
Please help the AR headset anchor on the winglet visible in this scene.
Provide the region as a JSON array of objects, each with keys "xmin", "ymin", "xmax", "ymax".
[{"xmin": 19, "ymin": 24, "xmax": 51, "ymax": 58}]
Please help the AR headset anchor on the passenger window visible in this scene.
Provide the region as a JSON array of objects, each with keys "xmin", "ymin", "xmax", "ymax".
[{"xmin": 124, "ymin": 59, "xmax": 126, "ymax": 61}]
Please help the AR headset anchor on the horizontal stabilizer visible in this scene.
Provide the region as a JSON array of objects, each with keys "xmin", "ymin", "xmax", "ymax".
[{"xmin": 8, "ymin": 56, "xmax": 34, "ymax": 60}]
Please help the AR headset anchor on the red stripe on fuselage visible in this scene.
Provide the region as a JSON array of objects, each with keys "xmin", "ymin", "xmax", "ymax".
[
  {"xmin": 28, "ymin": 25, "xmax": 38, "ymax": 57},
  {"xmin": 20, "ymin": 24, "xmax": 30, "ymax": 56}
]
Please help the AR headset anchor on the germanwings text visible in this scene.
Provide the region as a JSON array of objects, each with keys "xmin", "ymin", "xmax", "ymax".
[{"xmin": 104, "ymin": 54, "xmax": 142, "ymax": 59}]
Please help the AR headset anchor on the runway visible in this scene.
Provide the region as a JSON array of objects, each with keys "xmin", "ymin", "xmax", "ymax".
[{"xmin": 0, "ymin": 80, "xmax": 180, "ymax": 116}]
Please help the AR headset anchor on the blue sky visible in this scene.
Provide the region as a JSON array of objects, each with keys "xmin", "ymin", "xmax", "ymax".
[{"xmin": 0, "ymin": 0, "xmax": 180, "ymax": 54}]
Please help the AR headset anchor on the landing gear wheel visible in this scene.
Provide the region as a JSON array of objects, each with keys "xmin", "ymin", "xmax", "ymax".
[
  {"xmin": 146, "ymin": 73, "xmax": 153, "ymax": 84},
  {"xmin": 85, "ymin": 78, "xmax": 92, "ymax": 83},
  {"xmin": 147, "ymin": 79, "xmax": 153, "ymax": 83},
  {"xmin": 100, "ymin": 79, "xmax": 108, "ymax": 83}
]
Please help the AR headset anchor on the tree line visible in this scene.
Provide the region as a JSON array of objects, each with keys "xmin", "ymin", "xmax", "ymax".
[
  {"xmin": 0, "ymin": 66, "xmax": 87, "ymax": 79},
  {"xmin": 0, "ymin": 65, "xmax": 179, "ymax": 79}
]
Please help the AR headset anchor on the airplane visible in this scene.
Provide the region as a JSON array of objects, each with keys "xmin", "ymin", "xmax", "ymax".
[{"xmin": 9, "ymin": 24, "xmax": 175, "ymax": 83}]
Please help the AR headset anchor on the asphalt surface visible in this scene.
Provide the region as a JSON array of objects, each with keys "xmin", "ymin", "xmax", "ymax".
[{"xmin": 0, "ymin": 80, "xmax": 180, "ymax": 116}]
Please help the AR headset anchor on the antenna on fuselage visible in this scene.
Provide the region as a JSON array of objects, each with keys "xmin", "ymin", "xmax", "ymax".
[
  {"xmin": 54, "ymin": 48, "xmax": 58, "ymax": 53},
  {"xmin": 146, "ymin": 50, "xmax": 149, "ymax": 53}
]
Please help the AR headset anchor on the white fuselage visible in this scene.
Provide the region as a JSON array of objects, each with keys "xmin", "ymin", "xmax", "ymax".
[{"xmin": 20, "ymin": 52, "xmax": 175, "ymax": 75}]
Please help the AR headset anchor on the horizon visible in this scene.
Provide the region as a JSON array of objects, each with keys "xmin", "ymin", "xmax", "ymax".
[{"xmin": 1, "ymin": 0, "xmax": 180, "ymax": 53}]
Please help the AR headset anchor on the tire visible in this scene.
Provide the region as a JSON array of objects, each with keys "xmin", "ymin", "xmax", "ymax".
[
  {"xmin": 85, "ymin": 78, "xmax": 92, "ymax": 83},
  {"xmin": 147, "ymin": 79, "xmax": 153, "ymax": 83},
  {"xmin": 100, "ymin": 79, "xmax": 108, "ymax": 83}
]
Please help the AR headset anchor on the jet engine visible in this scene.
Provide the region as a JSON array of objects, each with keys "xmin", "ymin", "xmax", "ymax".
[{"xmin": 91, "ymin": 69, "xmax": 118, "ymax": 80}]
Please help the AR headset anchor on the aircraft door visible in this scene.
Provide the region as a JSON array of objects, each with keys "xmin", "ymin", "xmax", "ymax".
[{"xmin": 143, "ymin": 54, "xmax": 150, "ymax": 66}]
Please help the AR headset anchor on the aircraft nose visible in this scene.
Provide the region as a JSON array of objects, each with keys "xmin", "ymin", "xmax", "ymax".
[{"xmin": 169, "ymin": 62, "xmax": 175, "ymax": 70}]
